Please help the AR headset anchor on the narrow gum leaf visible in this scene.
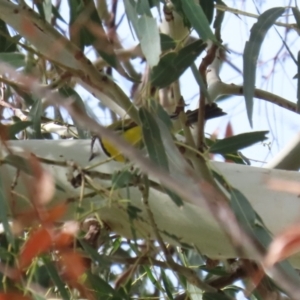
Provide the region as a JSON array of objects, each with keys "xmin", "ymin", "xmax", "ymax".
[{"xmin": 243, "ymin": 7, "xmax": 285, "ymax": 126}]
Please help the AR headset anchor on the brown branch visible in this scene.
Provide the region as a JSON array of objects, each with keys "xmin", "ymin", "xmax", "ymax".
[
  {"xmin": 109, "ymin": 255, "xmax": 217, "ymax": 292},
  {"xmin": 197, "ymin": 44, "xmax": 218, "ymax": 150}
]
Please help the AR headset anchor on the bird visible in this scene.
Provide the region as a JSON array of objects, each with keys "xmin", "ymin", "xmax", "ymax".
[{"xmin": 89, "ymin": 103, "xmax": 226, "ymax": 162}]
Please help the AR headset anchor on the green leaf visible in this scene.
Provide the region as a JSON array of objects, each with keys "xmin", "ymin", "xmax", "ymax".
[
  {"xmin": 52, "ymin": 4, "xmax": 67, "ymax": 24},
  {"xmin": 4, "ymin": 154, "xmax": 32, "ymax": 175},
  {"xmin": 33, "ymin": 265, "xmax": 51, "ymax": 288},
  {"xmin": 136, "ymin": 0, "xmax": 152, "ymax": 16},
  {"xmin": 68, "ymin": 0, "xmax": 119, "ymax": 70},
  {"xmin": 143, "ymin": 265, "xmax": 159, "ymax": 286},
  {"xmin": 149, "ymin": 100, "xmax": 173, "ymax": 129},
  {"xmin": 138, "ymin": 16, "xmax": 161, "ymax": 67},
  {"xmin": 124, "ymin": 0, "xmax": 140, "ymax": 38},
  {"xmin": 0, "ymin": 52, "xmax": 25, "ymax": 68},
  {"xmin": 202, "ymin": 292, "xmax": 231, "ymax": 300},
  {"xmin": 200, "ymin": 0, "xmax": 215, "ymax": 25},
  {"xmin": 43, "ymin": 0, "xmax": 52, "ymax": 23},
  {"xmin": 190, "ymin": 63, "xmax": 211, "ymax": 103},
  {"xmin": 230, "ymin": 188, "xmax": 256, "ymax": 232},
  {"xmin": 124, "ymin": 1, "xmax": 161, "ymax": 67},
  {"xmin": 181, "ymin": 0, "xmax": 216, "ymax": 42},
  {"xmin": 200, "ymin": 265, "xmax": 228, "ymax": 276},
  {"xmin": 161, "ymin": 269, "xmax": 174, "ymax": 300},
  {"xmin": 35, "ymin": 1, "xmax": 46, "ymax": 20},
  {"xmin": 59, "ymin": 87, "xmax": 86, "ymax": 138},
  {"xmin": 292, "ymin": 7, "xmax": 300, "ymax": 29},
  {"xmin": 139, "ymin": 107, "xmax": 169, "ymax": 169},
  {"xmin": 187, "ymin": 282, "xmax": 203, "ymax": 300},
  {"xmin": 0, "ymin": 176, "xmax": 14, "ymax": 248},
  {"xmin": 230, "ymin": 188, "xmax": 300, "ymax": 289},
  {"xmin": 297, "ymin": 51, "xmax": 300, "ymax": 112},
  {"xmin": 222, "ymin": 153, "xmax": 247, "ymax": 165},
  {"xmin": 7, "ymin": 121, "xmax": 33, "ymax": 139},
  {"xmin": 84, "ymin": 0, "xmax": 118, "ymax": 68},
  {"xmin": 79, "ymin": 239, "xmax": 111, "ymax": 267},
  {"xmin": 0, "ymin": 20, "xmax": 17, "ymax": 52},
  {"xmin": 29, "ymin": 99, "xmax": 43, "ymax": 139},
  {"xmin": 87, "ymin": 271, "xmax": 123, "ymax": 299},
  {"xmin": 112, "ymin": 170, "xmax": 134, "ymax": 188},
  {"xmin": 151, "ymin": 39, "xmax": 206, "ymax": 88},
  {"xmin": 209, "ymin": 131, "xmax": 269, "ymax": 154},
  {"xmin": 243, "ymin": 7, "xmax": 285, "ymax": 126},
  {"xmin": 139, "ymin": 107, "xmax": 183, "ymax": 206},
  {"xmin": 160, "ymin": 34, "xmax": 176, "ymax": 51},
  {"xmin": 43, "ymin": 257, "xmax": 70, "ymax": 299},
  {"xmin": 127, "ymin": 204, "xmax": 143, "ymax": 220}
]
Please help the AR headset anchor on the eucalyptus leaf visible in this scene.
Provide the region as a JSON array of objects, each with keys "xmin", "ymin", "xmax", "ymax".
[
  {"xmin": 292, "ymin": 7, "xmax": 300, "ymax": 29},
  {"xmin": 127, "ymin": 204, "xmax": 143, "ymax": 220},
  {"xmin": 52, "ymin": 4, "xmax": 67, "ymax": 24},
  {"xmin": 297, "ymin": 51, "xmax": 300, "ymax": 112},
  {"xmin": 124, "ymin": 0, "xmax": 140, "ymax": 38},
  {"xmin": 80, "ymin": 239, "xmax": 110, "ymax": 267},
  {"xmin": 87, "ymin": 271, "xmax": 124, "ymax": 299},
  {"xmin": 160, "ymin": 34, "xmax": 176, "ymax": 51},
  {"xmin": 200, "ymin": 265, "xmax": 229, "ymax": 276},
  {"xmin": 43, "ymin": 0, "xmax": 52, "ymax": 23},
  {"xmin": 139, "ymin": 107, "xmax": 169, "ymax": 170},
  {"xmin": 181, "ymin": 0, "xmax": 216, "ymax": 42},
  {"xmin": 222, "ymin": 153, "xmax": 247, "ymax": 165},
  {"xmin": 139, "ymin": 107, "xmax": 183, "ymax": 206},
  {"xmin": 202, "ymin": 292, "xmax": 231, "ymax": 300},
  {"xmin": 230, "ymin": 188, "xmax": 256, "ymax": 230},
  {"xmin": 149, "ymin": 100, "xmax": 173, "ymax": 129},
  {"xmin": 59, "ymin": 87, "xmax": 86, "ymax": 138},
  {"xmin": 69, "ymin": 0, "xmax": 118, "ymax": 69},
  {"xmin": 200, "ymin": 0, "xmax": 215, "ymax": 25},
  {"xmin": 161, "ymin": 269, "xmax": 174, "ymax": 300},
  {"xmin": 4, "ymin": 154, "xmax": 32, "ymax": 175},
  {"xmin": 187, "ymin": 282, "xmax": 203, "ymax": 300},
  {"xmin": 29, "ymin": 99, "xmax": 43, "ymax": 139},
  {"xmin": 151, "ymin": 39, "xmax": 206, "ymax": 88},
  {"xmin": 0, "ymin": 52, "xmax": 25, "ymax": 68},
  {"xmin": 7, "ymin": 121, "xmax": 33, "ymax": 139},
  {"xmin": 210, "ymin": 131, "xmax": 269, "ymax": 154},
  {"xmin": 0, "ymin": 176, "xmax": 14, "ymax": 248},
  {"xmin": 136, "ymin": 0, "xmax": 152, "ymax": 16},
  {"xmin": 138, "ymin": 15, "xmax": 161, "ymax": 67},
  {"xmin": 191, "ymin": 63, "xmax": 211, "ymax": 103},
  {"xmin": 243, "ymin": 7, "xmax": 285, "ymax": 126},
  {"xmin": 112, "ymin": 170, "xmax": 134, "ymax": 188},
  {"xmin": 43, "ymin": 257, "xmax": 70, "ymax": 300},
  {"xmin": 0, "ymin": 19, "xmax": 17, "ymax": 52}
]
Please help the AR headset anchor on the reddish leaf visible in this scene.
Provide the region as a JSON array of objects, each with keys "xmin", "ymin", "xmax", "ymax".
[
  {"xmin": 21, "ymin": 17, "xmax": 37, "ymax": 39},
  {"xmin": 0, "ymin": 292, "xmax": 31, "ymax": 300},
  {"xmin": 60, "ymin": 251, "xmax": 87, "ymax": 281},
  {"xmin": 14, "ymin": 210, "xmax": 39, "ymax": 229},
  {"xmin": 28, "ymin": 155, "xmax": 54, "ymax": 206},
  {"xmin": 0, "ymin": 124, "xmax": 8, "ymax": 141},
  {"xmin": 224, "ymin": 121, "xmax": 235, "ymax": 162},
  {"xmin": 40, "ymin": 203, "xmax": 68, "ymax": 224},
  {"xmin": 225, "ymin": 121, "xmax": 234, "ymax": 138},
  {"xmin": 19, "ymin": 227, "xmax": 53, "ymax": 269},
  {"xmin": 264, "ymin": 224, "xmax": 300, "ymax": 267},
  {"xmin": 54, "ymin": 232, "xmax": 74, "ymax": 249}
]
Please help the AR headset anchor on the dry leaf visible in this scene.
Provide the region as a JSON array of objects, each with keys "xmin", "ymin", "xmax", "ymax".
[{"xmin": 264, "ymin": 224, "xmax": 300, "ymax": 268}]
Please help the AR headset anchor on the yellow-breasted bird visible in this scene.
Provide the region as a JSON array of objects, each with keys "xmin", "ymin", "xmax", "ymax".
[{"xmin": 89, "ymin": 103, "xmax": 226, "ymax": 162}]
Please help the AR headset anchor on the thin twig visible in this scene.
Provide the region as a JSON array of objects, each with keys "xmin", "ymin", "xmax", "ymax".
[{"xmin": 215, "ymin": 4, "xmax": 300, "ymax": 33}]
